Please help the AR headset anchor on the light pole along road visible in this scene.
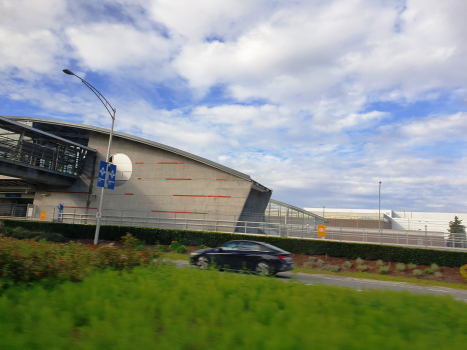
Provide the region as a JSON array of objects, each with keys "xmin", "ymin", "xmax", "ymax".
[{"xmin": 63, "ymin": 69, "xmax": 116, "ymax": 245}]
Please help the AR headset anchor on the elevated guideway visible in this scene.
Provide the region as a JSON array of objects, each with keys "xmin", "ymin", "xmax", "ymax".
[{"xmin": 0, "ymin": 116, "xmax": 96, "ymax": 186}]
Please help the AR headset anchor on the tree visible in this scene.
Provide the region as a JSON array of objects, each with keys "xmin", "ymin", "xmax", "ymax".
[{"xmin": 447, "ymin": 216, "xmax": 467, "ymax": 248}]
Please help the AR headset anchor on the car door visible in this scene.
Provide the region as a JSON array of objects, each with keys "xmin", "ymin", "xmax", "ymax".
[
  {"xmin": 238, "ymin": 242, "xmax": 264, "ymax": 270},
  {"xmin": 211, "ymin": 241, "xmax": 242, "ymax": 269}
]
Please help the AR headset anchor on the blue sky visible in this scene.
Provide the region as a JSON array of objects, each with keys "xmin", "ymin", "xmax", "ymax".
[{"xmin": 1, "ymin": 0, "xmax": 467, "ymax": 212}]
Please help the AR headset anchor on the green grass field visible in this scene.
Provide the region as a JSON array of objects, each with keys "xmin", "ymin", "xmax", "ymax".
[{"xmin": 1, "ymin": 265, "xmax": 467, "ymax": 350}]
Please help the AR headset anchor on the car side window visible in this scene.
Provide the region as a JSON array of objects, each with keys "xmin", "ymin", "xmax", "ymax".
[
  {"xmin": 220, "ymin": 242, "xmax": 240, "ymax": 250},
  {"xmin": 241, "ymin": 242, "xmax": 261, "ymax": 251}
]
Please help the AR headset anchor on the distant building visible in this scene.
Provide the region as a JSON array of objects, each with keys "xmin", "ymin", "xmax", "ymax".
[{"xmin": 305, "ymin": 207, "xmax": 467, "ymax": 233}]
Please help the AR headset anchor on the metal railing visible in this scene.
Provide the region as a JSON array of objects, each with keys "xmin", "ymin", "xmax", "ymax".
[{"xmin": 2, "ymin": 207, "xmax": 467, "ymax": 252}]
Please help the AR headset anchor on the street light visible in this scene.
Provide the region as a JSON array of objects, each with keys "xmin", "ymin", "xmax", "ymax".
[
  {"xmin": 63, "ymin": 69, "xmax": 116, "ymax": 245},
  {"xmin": 378, "ymin": 181, "xmax": 382, "ymax": 244}
]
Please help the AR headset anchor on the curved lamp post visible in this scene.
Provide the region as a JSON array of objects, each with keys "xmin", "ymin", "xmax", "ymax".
[{"xmin": 63, "ymin": 69, "xmax": 116, "ymax": 245}]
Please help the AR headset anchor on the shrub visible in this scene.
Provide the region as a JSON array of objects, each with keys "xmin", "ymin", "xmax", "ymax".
[
  {"xmin": 460, "ymin": 264, "xmax": 467, "ymax": 282},
  {"xmin": 169, "ymin": 241, "xmax": 181, "ymax": 251},
  {"xmin": 322, "ymin": 265, "xmax": 340, "ymax": 273},
  {"xmin": 317, "ymin": 259, "xmax": 325, "ymax": 267},
  {"xmin": 379, "ymin": 266, "xmax": 390, "ymax": 275},
  {"xmin": 303, "ymin": 257, "xmax": 315, "ymax": 268},
  {"xmin": 197, "ymin": 245, "xmax": 206, "ymax": 249},
  {"xmin": 407, "ymin": 263, "xmax": 417, "ymax": 270},
  {"xmin": 431, "ymin": 263, "xmax": 440, "ymax": 272},
  {"xmin": 0, "ymin": 235, "xmax": 160, "ymax": 290},
  {"xmin": 4, "ymin": 220, "xmax": 467, "ymax": 267},
  {"xmin": 156, "ymin": 245, "xmax": 167, "ymax": 252},
  {"xmin": 176, "ymin": 245, "xmax": 187, "ymax": 254},
  {"xmin": 413, "ymin": 269, "xmax": 423, "ymax": 277},
  {"xmin": 357, "ymin": 264, "xmax": 368, "ymax": 272},
  {"xmin": 424, "ymin": 268, "xmax": 432, "ymax": 275},
  {"xmin": 434, "ymin": 271, "xmax": 443, "ymax": 279},
  {"xmin": 356, "ymin": 257, "xmax": 364, "ymax": 265},
  {"xmin": 376, "ymin": 259, "xmax": 384, "ymax": 266},
  {"xmin": 396, "ymin": 263, "xmax": 406, "ymax": 272},
  {"xmin": 342, "ymin": 261, "xmax": 352, "ymax": 269}
]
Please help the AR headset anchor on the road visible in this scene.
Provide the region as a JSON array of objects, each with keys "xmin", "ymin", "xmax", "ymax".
[{"xmin": 171, "ymin": 260, "xmax": 467, "ymax": 303}]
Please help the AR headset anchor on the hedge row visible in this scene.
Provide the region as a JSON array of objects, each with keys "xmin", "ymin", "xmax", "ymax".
[{"xmin": 4, "ymin": 220, "xmax": 467, "ymax": 267}]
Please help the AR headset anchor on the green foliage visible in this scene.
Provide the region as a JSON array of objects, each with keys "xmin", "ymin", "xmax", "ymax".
[
  {"xmin": 407, "ymin": 263, "xmax": 417, "ymax": 270},
  {"xmin": 413, "ymin": 269, "xmax": 423, "ymax": 277},
  {"xmin": 431, "ymin": 263, "xmax": 440, "ymax": 272},
  {"xmin": 0, "ymin": 235, "xmax": 159, "ymax": 290},
  {"xmin": 356, "ymin": 257, "xmax": 364, "ymax": 265},
  {"xmin": 396, "ymin": 263, "xmax": 406, "ymax": 272},
  {"xmin": 322, "ymin": 265, "xmax": 340, "ymax": 272},
  {"xmin": 424, "ymin": 268, "xmax": 432, "ymax": 275},
  {"xmin": 303, "ymin": 257, "xmax": 315, "ymax": 269},
  {"xmin": 379, "ymin": 266, "xmax": 390, "ymax": 275},
  {"xmin": 460, "ymin": 264, "xmax": 467, "ymax": 282},
  {"xmin": 342, "ymin": 261, "xmax": 352, "ymax": 269},
  {"xmin": 175, "ymin": 245, "xmax": 187, "ymax": 254},
  {"xmin": 197, "ymin": 244, "xmax": 206, "ymax": 249},
  {"xmin": 169, "ymin": 241, "xmax": 181, "ymax": 251},
  {"xmin": 3, "ymin": 266, "xmax": 467, "ymax": 350},
  {"xmin": 357, "ymin": 264, "xmax": 369, "ymax": 272},
  {"xmin": 317, "ymin": 259, "xmax": 325, "ymax": 267},
  {"xmin": 155, "ymin": 244, "xmax": 167, "ymax": 252},
  {"xmin": 0, "ymin": 226, "xmax": 66, "ymax": 242},
  {"xmin": 376, "ymin": 259, "xmax": 384, "ymax": 266},
  {"xmin": 434, "ymin": 271, "xmax": 443, "ymax": 279},
  {"xmin": 4, "ymin": 220, "xmax": 467, "ymax": 267},
  {"xmin": 447, "ymin": 216, "xmax": 467, "ymax": 248}
]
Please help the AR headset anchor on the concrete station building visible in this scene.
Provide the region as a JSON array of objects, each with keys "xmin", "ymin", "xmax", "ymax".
[{"xmin": 0, "ymin": 116, "xmax": 325, "ymax": 234}]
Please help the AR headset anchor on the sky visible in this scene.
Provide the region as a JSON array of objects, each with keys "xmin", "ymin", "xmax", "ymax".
[{"xmin": 1, "ymin": 0, "xmax": 467, "ymax": 212}]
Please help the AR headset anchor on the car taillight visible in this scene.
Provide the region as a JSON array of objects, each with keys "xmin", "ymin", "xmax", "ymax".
[{"xmin": 277, "ymin": 255, "xmax": 286, "ymax": 260}]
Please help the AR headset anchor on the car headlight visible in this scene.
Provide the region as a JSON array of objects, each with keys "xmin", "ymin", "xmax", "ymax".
[{"xmin": 190, "ymin": 252, "xmax": 200, "ymax": 256}]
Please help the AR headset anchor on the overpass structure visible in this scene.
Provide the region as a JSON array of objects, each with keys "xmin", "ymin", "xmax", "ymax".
[{"xmin": 0, "ymin": 116, "xmax": 95, "ymax": 186}]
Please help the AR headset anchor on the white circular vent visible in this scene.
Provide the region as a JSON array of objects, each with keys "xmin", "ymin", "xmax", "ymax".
[{"xmin": 109, "ymin": 153, "xmax": 132, "ymax": 187}]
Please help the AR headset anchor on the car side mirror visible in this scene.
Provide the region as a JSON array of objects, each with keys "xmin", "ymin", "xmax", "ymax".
[{"xmin": 218, "ymin": 247, "xmax": 223, "ymax": 252}]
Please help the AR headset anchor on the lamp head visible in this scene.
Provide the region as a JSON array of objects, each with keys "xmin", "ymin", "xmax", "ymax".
[{"xmin": 63, "ymin": 69, "xmax": 74, "ymax": 75}]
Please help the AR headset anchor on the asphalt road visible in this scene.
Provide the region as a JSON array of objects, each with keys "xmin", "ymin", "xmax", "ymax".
[{"xmin": 171, "ymin": 260, "xmax": 467, "ymax": 303}]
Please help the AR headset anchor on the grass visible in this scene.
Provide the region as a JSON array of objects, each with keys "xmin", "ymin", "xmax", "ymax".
[
  {"xmin": 160, "ymin": 252, "xmax": 190, "ymax": 261},
  {"xmin": 294, "ymin": 267, "xmax": 467, "ymax": 290},
  {"xmin": 1, "ymin": 265, "xmax": 467, "ymax": 350}
]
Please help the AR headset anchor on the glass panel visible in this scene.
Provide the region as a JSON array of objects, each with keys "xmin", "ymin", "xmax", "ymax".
[{"xmin": 220, "ymin": 241, "xmax": 240, "ymax": 250}]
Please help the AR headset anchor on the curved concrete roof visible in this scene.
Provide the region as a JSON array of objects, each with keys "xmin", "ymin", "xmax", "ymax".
[{"xmin": 4, "ymin": 116, "xmax": 271, "ymax": 190}]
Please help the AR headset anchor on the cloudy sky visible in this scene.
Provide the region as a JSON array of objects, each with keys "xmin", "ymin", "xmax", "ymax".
[{"xmin": 1, "ymin": 0, "xmax": 467, "ymax": 212}]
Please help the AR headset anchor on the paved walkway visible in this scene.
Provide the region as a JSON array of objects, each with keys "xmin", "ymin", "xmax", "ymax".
[{"xmin": 171, "ymin": 260, "xmax": 467, "ymax": 302}]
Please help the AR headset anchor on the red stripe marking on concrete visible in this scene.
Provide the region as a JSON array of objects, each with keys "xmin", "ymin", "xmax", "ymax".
[
  {"xmin": 125, "ymin": 193, "xmax": 134, "ymax": 195},
  {"xmin": 166, "ymin": 178, "xmax": 191, "ymax": 180},
  {"xmin": 135, "ymin": 162, "xmax": 144, "ymax": 164},
  {"xmin": 173, "ymin": 195, "xmax": 231, "ymax": 198},
  {"xmin": 64, "ymin": 206, "xmax": 98, "ymax": 209},
  {"xmin": 46, "ymin": 191, "xmax": 89, "ymax": 194},
  {"xmin": 152, "ymin": 210, "xmax": 208, "ymax": 215},
  {"xmin": 137, "ymin": 178, "xmax": 142, "ymax": 180},
  {"xmin": 216, "ymin": 179, "xmax": 227, "ymax": 181},
  {"xmin": 158, "ymin": 162, "xmax": 184, "ymax": 164}
]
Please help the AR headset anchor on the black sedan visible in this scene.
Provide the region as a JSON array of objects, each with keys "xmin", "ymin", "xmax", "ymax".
[{"xmin": 189, "ymin": 240, "xmax": 294, "ymax": 275}]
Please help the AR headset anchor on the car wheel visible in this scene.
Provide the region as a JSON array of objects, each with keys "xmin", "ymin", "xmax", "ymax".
[
  {"xmin": 197, "ymin": 256, "xmax": 209, "ymax": 269},
  {"xmin": 255, "ymin": 261, "xmax": 271, "ymax": 275}
]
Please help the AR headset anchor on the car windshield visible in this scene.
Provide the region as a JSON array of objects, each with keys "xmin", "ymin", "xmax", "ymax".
[{"xmin": 260, "ymin": 242, "xmax": 288, "ymax": 253}]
